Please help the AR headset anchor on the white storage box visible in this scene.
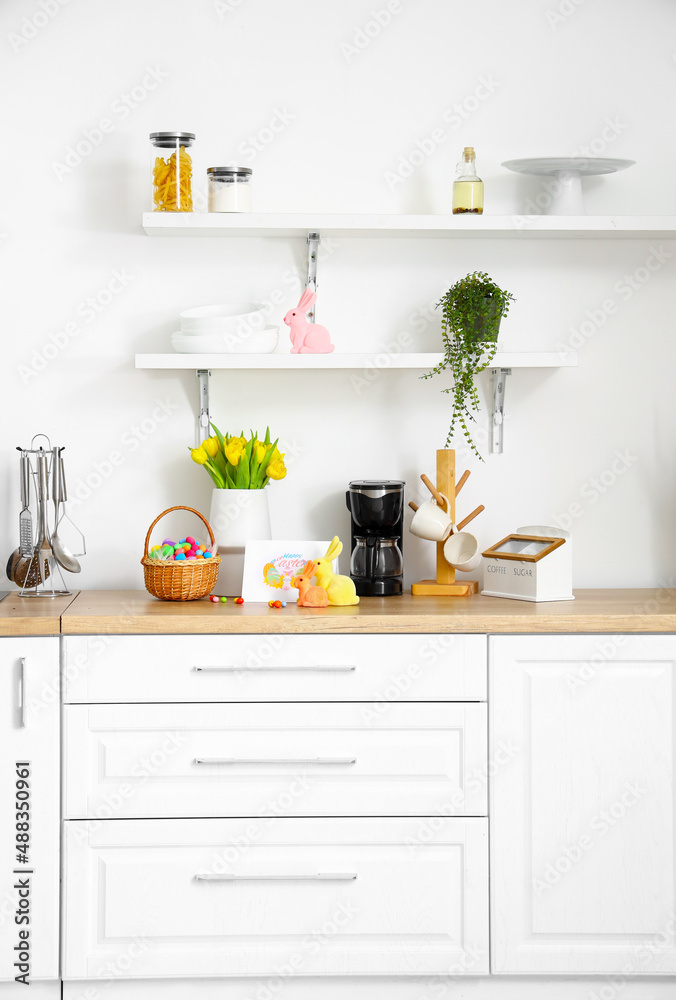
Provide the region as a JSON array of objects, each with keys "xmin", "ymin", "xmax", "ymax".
[{"xmin": 481, "ymin": 524, "xmax": 573, "ymax": 602}]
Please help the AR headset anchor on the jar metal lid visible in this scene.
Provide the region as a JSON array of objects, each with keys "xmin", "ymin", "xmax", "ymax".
[
  {"xmin": 150, "ymin": 131, "xmax": 195, "ymax": 144},
  {"xmin": 207, "ymin": 166, "xmax": 253, "ymax": 176}
]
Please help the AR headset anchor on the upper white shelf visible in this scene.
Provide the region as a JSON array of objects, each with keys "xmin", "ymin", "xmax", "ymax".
[
  {"xmin": 135, "ymin": 352, "xmax": 577, "ymax": 371},
  {"xmin": 142, "ymin": 213, "xmax": 676, "ymax": 239}
]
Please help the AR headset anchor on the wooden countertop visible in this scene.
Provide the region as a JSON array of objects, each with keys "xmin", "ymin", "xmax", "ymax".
[
  {"xmin": 59, "ymin": 589, "xmax": 676, "ymax": 634},
  {"xmin": 0, "ymin": 591, "xmax": 78, "ymax": 635}
]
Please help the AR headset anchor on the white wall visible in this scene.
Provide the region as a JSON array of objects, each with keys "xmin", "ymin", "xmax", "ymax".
[{"xmin": 2, "ymin": 0, "xmax": 675, "ymax": 591}]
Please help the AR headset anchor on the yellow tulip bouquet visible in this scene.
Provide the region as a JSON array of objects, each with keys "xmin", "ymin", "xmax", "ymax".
[{"xmin": 189, "ymin": 424, "xmax": 287, "ymax": 489}]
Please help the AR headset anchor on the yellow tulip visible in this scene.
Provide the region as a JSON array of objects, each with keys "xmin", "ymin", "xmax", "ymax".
[
  {"xmin": 254, "ymin": 441, "xmax": 268, "ymax": 464},
  {"xmin": 203, "ymin": 436, "xmax": 219, "ymax": 458},
  {"xmin": 267, "ymin": 457, "xmax": 287, "ymax": 481},
  {"xmin": 190, "ymin": 446, "xmax": 209, "ymax": 466},
  {"xmin": 224, "ymin": 441, "xmax": 244, "ymax": 466}
]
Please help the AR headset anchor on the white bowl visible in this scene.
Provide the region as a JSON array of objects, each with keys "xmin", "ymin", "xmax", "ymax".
[
  {"xmin": 180, "ymin": 302, "xmax": 265, "ymax": 335},
  {"xmin": 171, "ymin": 326, "xmax": 279, "ymax": 354},
  {"xmin": 180, "ymin": 315, "xmax": 270, "ymax": 340}
]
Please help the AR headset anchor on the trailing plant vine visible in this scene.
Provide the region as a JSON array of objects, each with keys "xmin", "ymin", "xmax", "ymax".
[{"xmin": 422, "ymin": 271, "xmax": 515, "ymax": 460}]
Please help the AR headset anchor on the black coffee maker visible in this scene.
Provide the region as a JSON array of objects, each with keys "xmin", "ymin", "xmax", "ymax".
[{"xmin": 345, "ymin": 480, "xmax": 405, "ymax": 596}]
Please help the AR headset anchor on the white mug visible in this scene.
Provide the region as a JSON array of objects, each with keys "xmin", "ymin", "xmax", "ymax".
[
  {"xmin": 410, "ymin": 493, "xmax": 452, "ymax": 542},
  {"xmin": 443, "ymin": 530, "xmax": 481, "ymax": 572}
]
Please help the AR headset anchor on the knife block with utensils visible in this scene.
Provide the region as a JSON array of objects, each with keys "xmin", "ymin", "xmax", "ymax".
[{"xmin": 409, "ymin": 449, "xmax": 484, "ymax": 597}]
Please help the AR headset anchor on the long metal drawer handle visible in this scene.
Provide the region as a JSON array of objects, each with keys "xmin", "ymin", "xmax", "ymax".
[
  {"xmin": 194, "ymin": 665, "xmax": 356, "ymax": 673},
  {"xmin": 194, "ymin": 757, "xmax": 357, "ymax": 766},
  {"xmin": 18, "ymin": 658, "xmax": 27, "ymax": 729},
  {"xmin": 195, "ymin": 872, "xmax": 357, "ymax": 882}
]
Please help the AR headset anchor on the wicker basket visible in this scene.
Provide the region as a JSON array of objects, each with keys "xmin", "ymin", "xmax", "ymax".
[{"xmin": 141, "ymin": 506, "xmax": 221, "ymax": 601}]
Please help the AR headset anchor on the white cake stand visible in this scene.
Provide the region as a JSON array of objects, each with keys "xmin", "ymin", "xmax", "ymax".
[{"xmin": 501, "ymin": 157, "xmax": 635, "ymax": 215}]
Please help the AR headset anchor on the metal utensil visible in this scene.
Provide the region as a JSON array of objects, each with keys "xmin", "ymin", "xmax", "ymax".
[
  {"xmin": 6, "ymin": 549, "xmax": 19, "ymax": 584},
  {"xmin": 19, "ymin": 452, "xmax": 33, "ymax": 557},
  {"xmin": 25, "ymin": 451, "xmax": 51, "ymax": 586},
  {"xmin": 18, "ymin": 450, "xmax": 53, "ymax": 589},
  {"xmin": 50, "ymin": 447, "xmax": 80, "ymax": 573},
  {"xmin": 14, "ymin": 552, "xmax": 48, "ymax": 589},
  {"xmin": 6, "ymin": 453, "xmax": 35, "ymax": 584},
  {"xmin": 55, "ymin": 452, "xmax": 85, "ymax": 556}
]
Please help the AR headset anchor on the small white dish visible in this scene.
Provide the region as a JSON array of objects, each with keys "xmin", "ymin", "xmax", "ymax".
[
  {"xmin": 171, "ymin": 326, "xmax": 279, "ymax": 354},
  {"xmin": 180, "ymin": 302, "xmax": 265, "ymax": 335}
]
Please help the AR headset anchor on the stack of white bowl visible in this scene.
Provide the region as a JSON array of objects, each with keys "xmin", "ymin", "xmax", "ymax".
[{"xmin": 171, "ymin": 302, "xmax": 279, "ymax": 354}]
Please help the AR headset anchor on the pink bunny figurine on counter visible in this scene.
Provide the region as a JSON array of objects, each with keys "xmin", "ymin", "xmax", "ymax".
[{"xmin": 283, "ymin": 288, "xmax": 335, "ymax": 354}]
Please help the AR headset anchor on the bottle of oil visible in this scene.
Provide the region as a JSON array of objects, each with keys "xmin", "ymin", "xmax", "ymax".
[{"xmin": 452, "ymin": 146, "xmax": 484, "ymax": 214}]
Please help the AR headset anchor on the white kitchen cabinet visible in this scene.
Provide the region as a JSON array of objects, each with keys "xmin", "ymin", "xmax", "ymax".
[
  {"xmin": 62, "ymin": 634, "xmax": 487, "ymax": 703},
  {"xmin": 0, "ymin": 639, "xmax": 60, "ymax": 984},
  {"xmin": 490, "ymin": 635, "xmax": 676, "ymax": 974},
  {"xmin": 63, "ymin": 701, "xmax": 488, "ymax": 819},
  {"xmin": 62, "ymin": 817, "xmax": 489, "ymax": 979}
]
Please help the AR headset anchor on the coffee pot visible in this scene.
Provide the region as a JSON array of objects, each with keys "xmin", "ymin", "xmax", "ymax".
[{"xmin": 345, "ymin": 480, "xmax": 405, "ymax": 596}]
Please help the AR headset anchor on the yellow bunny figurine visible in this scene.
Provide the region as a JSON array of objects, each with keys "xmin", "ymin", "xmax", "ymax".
[{"xmin": 314, "ymin": 537, "xmax": 360, "ymax": 606}]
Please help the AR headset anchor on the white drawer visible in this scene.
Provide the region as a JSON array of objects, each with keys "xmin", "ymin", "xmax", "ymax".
[
  {"xmin": 62, "ymin": 817, "xmax": 488, "ymax": 978},
  {"xmin": 63, "ymin": 634, "xmax": 486, "ymax": 703},
  {"xmin": 63, "ymin": 701, "xmax": 488, "ymax": 818}
]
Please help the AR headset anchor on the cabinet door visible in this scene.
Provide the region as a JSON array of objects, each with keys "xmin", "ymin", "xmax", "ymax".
[
  {"xmin": 0, "ymin": 638, "xmax": 59, "ymax": 982},
  {"xmin": 63, "ymin": 817, "xmax": 488, "ymax": 978},
  {"xmin": 490, "ymin": 635, "xmax": 676, "ymax": 974}
]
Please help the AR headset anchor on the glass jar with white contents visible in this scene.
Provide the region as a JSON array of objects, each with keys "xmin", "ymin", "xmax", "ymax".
[{"xmin": 207, "ymin": 166, "xmax": 252, "ymax": 212}]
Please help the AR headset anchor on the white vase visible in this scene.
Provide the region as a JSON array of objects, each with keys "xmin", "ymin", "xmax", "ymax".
[{"xmin": 208, "ymin": 488, "xmax": 271, "ymax": 596}]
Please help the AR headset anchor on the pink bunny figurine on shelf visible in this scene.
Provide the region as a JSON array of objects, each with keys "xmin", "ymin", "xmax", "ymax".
[{"xmin": 283, "ymin": 288, "xmax": 335, "ymax": 354}]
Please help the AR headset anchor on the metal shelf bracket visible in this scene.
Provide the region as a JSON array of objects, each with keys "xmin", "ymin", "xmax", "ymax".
[
  {"xmin": 490, "ymin": 367, "xmax": 511, "ymax": 454},
  {"xmin": 196, "ymin": 369, "xmax": 211, "ymax": 445},
  {"xmin": 306, "ymin": 231, "xmax": 320, "ymax": 322}
]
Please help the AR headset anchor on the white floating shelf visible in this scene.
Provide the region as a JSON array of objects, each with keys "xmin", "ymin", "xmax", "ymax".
[
  {"xmin": 142, "ymin": 212, "xmax": 676, "ymax": 239},
  {"xmin": 135, "ymin": 352, "xmax": 577, "ymax": 371}
]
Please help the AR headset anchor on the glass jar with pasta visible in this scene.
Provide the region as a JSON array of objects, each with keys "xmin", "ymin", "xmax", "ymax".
[{"xmin": 150, "ymin": 132, "xmax": 195, "ymax": 212}]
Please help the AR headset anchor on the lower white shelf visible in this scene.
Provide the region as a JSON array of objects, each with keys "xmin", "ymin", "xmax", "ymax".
[{"xmin": 134, "ymin": 352, "xmax": 577, "ymax": 371}]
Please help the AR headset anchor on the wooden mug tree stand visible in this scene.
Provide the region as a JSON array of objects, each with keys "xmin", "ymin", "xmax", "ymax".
[{"xmin": 410, "ymin": 449, "xmax": 484, "ymax": 597}]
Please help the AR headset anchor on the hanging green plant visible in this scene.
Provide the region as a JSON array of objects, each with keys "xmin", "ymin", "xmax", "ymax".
[{"xmin": 422, "ymin": 270, "xmax": 515, "ymax": 460}]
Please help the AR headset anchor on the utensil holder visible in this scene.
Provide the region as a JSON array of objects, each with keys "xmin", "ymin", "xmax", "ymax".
[{"xmin": 410, "ymin": 449, "xmax": 485, "ymax": 597}]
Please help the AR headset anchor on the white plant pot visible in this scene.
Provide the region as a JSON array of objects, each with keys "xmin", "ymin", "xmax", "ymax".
[{"xmin": 208, "ymin": 488, "xmax": 271, "ymax": 596}]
